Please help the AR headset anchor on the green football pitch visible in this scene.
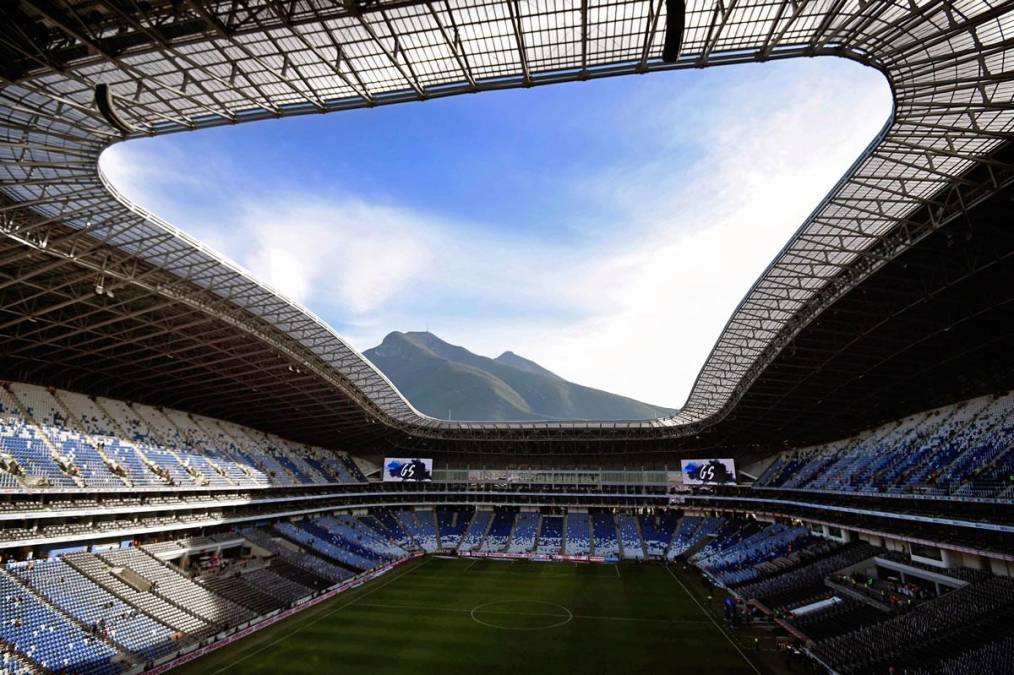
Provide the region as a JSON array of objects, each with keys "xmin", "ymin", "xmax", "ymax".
[{"xmin": 175, "ymin": 557, "xmax": 770, "ymax": 675}]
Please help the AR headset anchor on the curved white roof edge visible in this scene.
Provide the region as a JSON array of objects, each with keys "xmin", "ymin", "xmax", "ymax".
[{"xmin": 0, "ymin": 0, "xmax": 1010, "ymax": 437}]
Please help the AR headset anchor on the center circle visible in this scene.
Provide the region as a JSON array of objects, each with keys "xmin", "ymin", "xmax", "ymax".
[{"xmin": 469, "ymin": 600, "xmax": 574, "ymax": 631}]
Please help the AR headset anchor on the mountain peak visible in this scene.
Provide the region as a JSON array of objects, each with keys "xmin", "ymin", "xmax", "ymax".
[
  {"xmin": 494, "ymin": 351, "xmax": 561, "ymax": 380},
  {"xmin": 363, "ymin": 331, "xmax": 677, "ymax": 422}
]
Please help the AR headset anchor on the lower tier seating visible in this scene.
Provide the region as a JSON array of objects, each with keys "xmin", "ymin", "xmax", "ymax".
[
  {"xmin": 99, "ymin": 548, "xmax": 255, "ymax": 628},
  {"xmin": 0, "ymin": 572, "xmax": 121, "ymax": 675},
  {"xmin": 9, "ymin": 558, "xmax": 177, "ymax": 662},
  {"xmin": 507, "ymin": 512, "xmax": 539, "ymax": 553},
  {"xmin": 63, "ymin": 552, "xmax": 214, "ymax": 640}
]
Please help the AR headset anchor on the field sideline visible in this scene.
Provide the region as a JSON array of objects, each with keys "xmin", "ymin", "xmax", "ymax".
[{"xmin": 174, "ymin": 557, "xmax": 769, "ymax": 674}]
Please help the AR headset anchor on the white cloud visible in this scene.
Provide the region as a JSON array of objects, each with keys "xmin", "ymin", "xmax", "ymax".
[
  {"xmin": 234, "ymin": 200, "xmax": 434, "ymax": 313},
  {"xmin": 99, "ymin": 58, "xmax": 892, "ymax": 411}
]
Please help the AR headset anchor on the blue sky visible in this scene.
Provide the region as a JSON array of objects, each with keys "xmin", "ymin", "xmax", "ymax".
[{"xmin": 101, "ymin": 57, "xmax": 891, "ymax": 409}]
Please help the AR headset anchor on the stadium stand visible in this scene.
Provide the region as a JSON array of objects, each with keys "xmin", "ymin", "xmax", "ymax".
[
  {"xmin": 733, "ymin": 543, "xmax": 879, "ymax": 607},
  {"xmin": 458, "ymin": 511, "xmax": 493, "ymax": 553},
  {"xmin": 668, "ymin": 516, "xmax": 724, "ymax": 559},
  {"xmin": 279, "ymin": 520, "xmax": 376, "ymax": 571},
  {"xmin": 507, "ymin": 512, "xmax": 540, "ymax": 553},
  {"xmin": 63, "ymin": 552, "xmax": 215, "ymax": 640},
  {"xmin": 812, "ymin": 577, "xmax": 1014, "ymax": 673},
  {"xmin": 930, "ymin": 634, "xmax": 1014, "ymax": 675},
  {"xmin": 591, "ymin": 513, "xmax": 620, "ymax": 558},
  {"xmin": 639, "ymin": 512, "xmax": 680, "ymax": 557},
  {"xmin": 616, "ymin": 514, "xmax": 645, "ymax": 559},
  {"xmin": 565, "ymin": 513, "xmax": 591, "ymax": 555},
  {"xmin": 98, "ymin": 548, "xmax": 254, "ymax": 628},
  {"xmin": 0, "ymin": 517, "xmax": 425, "ymax": 672},
  {"xmin": 435, "ymin": 509, "xmax": 471, "ymax": 549},
  {"xmin": 240, "ymin": 567, "xmax": 315, "ymax": 604},
  {"xmin": 536, "ymin": 516, "xmax": 564, "ymax": 555},
  {"xmin": 756, "ymin": 391, "xmax": 1014, "ymax": 499},
  {"xmin": 396, "ymin": 510, "xmax": 439, "ymax": 553},
  {"xmin": 305, "ymin": 519, "xmax": 389, "ymax": 567},
  {"xmin": 693, "ymin": 522, "xmax": 811, "ymax": 586},
  {"xmin": 0, "ymin": 571, "xmax": 121, "ymax": 675},
  {"xmin": 248, "ymin": 528, "xmax": 354, "ymax": 584},
  {"xmin": 0, "ymin": 646, "xmax": 34, "ymax": 675},
  {"xmin": 0, "ymin": 384, "xmax": 365, "ymax": 491},
  {"xmin": 198, "ymin": 572, "xmax": 285, "ymax": 616},
  {"xmin": 789, "ymin": 598, "xmax": 885, "ymax": 642},
  {"xmin": 331, "ymin": 515, "xmax": 409, "ymax": 560},
  {"xmin": 480, "ymin": 511, "xmax": 515, "ymax": 552},
  {"xmin": 8, "ymin": 557, "xmax": 177, "ymax": 662},
  {"xmin": 364, "ymin": 510, "xmax": 418, "ymax": 551}
]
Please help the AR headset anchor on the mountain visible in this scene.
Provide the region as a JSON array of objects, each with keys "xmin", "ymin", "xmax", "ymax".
[{"xmin": 363, "ymin": 331, "xmax": 677, "ymax": 422}]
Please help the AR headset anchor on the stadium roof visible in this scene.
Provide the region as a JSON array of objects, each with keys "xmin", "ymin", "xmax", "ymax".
[{"xmin": 0, "ymin": 0, "xmax": 1011, "ymax": 454}]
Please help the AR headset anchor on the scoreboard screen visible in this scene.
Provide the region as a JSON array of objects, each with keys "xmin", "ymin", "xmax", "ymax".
[
  {"xmin": 680, "ymin": 458, "xmax": 737, "ymax": 485},
  {"xmin": 383, "ymin": 458, "xmax": 434, "ymax": 482}
]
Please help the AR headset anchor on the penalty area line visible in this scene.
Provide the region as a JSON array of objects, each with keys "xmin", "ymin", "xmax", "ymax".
[
  {"xmin": 210, "ymin": 558, "xmax": 430, "ymax": 674},
  {"xmin": 664, "ymin": 564, "xmax": 761, "ymax": 675}
]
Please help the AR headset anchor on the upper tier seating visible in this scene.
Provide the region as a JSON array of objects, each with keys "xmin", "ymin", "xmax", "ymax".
[
  {"xmin": 340, "ymin": 456, "xmax": 367, "ymax": 482},
  {"xmin": 11, "ymin": 384, "xmax": 125, "ymax": 489},
  {"xmin": 1, "ymin": 387, "xmax": 78, "ymax": 488},
  {"xmin": 0, "ymin": 382, "xmax": 366, "ymax": 492},
  {"xmin": 756, "ymin": 391, "xmax": 1014, "ymax": 499},
  {"xmin": 56, "ymin": 390, "xmax": 166, "ymax": 488}
]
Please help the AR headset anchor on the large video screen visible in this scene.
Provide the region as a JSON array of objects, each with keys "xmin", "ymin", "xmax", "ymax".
[
  {"xmin": 383, "ymin": 457, "xmax": 434, "ymax": 482},
  {"xmin": 680, "ymin": 458, "xmax": 737, "ymax": 485}
]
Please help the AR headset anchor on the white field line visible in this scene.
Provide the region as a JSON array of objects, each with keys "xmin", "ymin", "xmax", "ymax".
[
  {"xmin": 664, "ymin": 564, "xmax": 762, "ymax": 675},
  {"xmin": 211, "ymin": 558, "xmax": 430, "ymax": 674},
  {"xmin": 355, "ymin": 601, "xmax": 711, "ymax": 625}
]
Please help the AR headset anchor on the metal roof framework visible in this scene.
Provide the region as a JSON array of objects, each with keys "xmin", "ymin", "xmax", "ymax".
[{"xmin": 0, "ymin": 0, "xmax": 1011, "ymax": 447}]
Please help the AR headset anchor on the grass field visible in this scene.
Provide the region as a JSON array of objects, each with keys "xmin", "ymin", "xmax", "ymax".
[{"xmin": 175, "ymin": 557, "xmax": 768, "ymax": 675}]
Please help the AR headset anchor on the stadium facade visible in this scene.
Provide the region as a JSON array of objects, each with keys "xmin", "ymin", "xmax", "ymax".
[{"xmin": 0, "ymin": 0, "xmax": 1012, "ymax": 673}]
